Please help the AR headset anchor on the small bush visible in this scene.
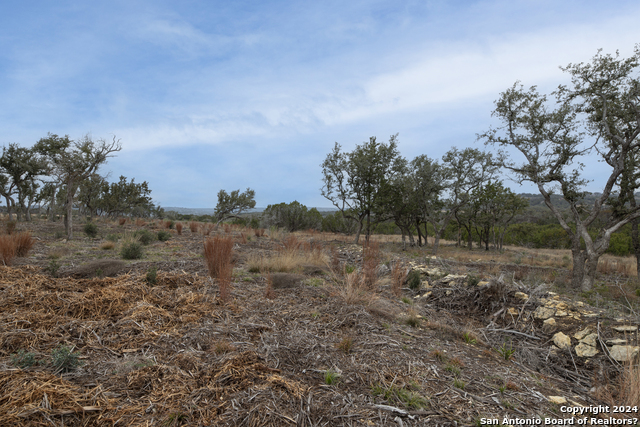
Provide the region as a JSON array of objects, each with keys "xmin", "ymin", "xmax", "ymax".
[
  {"xmin": 11, "ymin": 349, "xmax": 36, "ymax": 368},
  {"xmin": 157, "ymin": 230, "xmax": 172, "ymax": 242},
  {"xmin": 406, "ymin": 270, "xmax": 422, "ymax": 291},
  {"xmin": 46, "ymin": 259, "xmax": 61, "ymax": 277},
  {"xmin": 336, "ymin": 337, "xmax": 353, "ymax": 354},
  {"xmin": 50, "ymin": 345, "xmax": 81, "ymax": 373},
  {"xmin": 106, "ymin": 233, "xmax": 120, "ymax": 242},
  {"xmin": 121, "ymin": 242, "xmax": 143, "ymax": 260},
  {"xmin": 494, "ymin": 341, "xmax": 516, "ymax": 361},
  {"xmin": 175, "ymin": 223, "xmax": 183, "ymax": 235},
  {"xmin": 135, "ymin": 229, "xmax": 155, "ymax": 245},
  {"xmin": 146, "ymin": 266, "xmax": 158, "ymax": 285},
  {"xmin": 83, "ymin": 222, "xmax": 98, "ymax": 238}
]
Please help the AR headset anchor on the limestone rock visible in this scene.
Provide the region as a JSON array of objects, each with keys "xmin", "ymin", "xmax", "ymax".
[
  {"xmin": 555, "ymin": 310, "xmax": 568, "ymax": 317},
  {"xmin": 477, "ymin": 281, "xmax": 490, "ymax": 287},
  {"xmin": 574, "ymin": 328, "xmax": 592, "ymax": 340},
  {"xmin": 440, "ymin": 274, "xmax": 467, "ymax": 283},
  {"xmin": 507, "ymin": 307, "xmax": 519, "ymax": 316},
  {"xmin": 580, "ymin": 333, "xmax": 597, "ymax": 347},
  {"xmin": 426, "ymin": 268, "xmax": 445, "ymax": 276},
  {"xmin": 607, "ymin": 339, "xmax": 627, "ymax": 345},
  {"xmin": 514, "ymin": 292, "xmax": 528, "ymax": 301},
  {"xmin": 542, "ymin": 318, "xmax": 557, "ymax": 334},
  {"xmin": 421, "ymin": 280, "xmax": 431, "ymax": 289},
  {"xmin": 609, "ymin": 345, "xmax": 640, "ymax": 362},
  {"xmin": 548, "ymin": 396, "xmax": 567, "ymax": 405},
  {"xmin": 555, "ymin": 302, "xmax": 569, "ymax": 311},
  {"xmin": 553, "ymin": 332, "xmax": 571, "ymax": 349},
  {"xmin": 575, "ymin": 343, "xmax": 598, "ymax": 357},
  {"xmin": 534, "ymin": 306, "xmax": 556, "ymax": 320},
  {"xmin": 613, "ymin": 325, "xmax": 638, "ymax": 333},
  {"xmin": 583, "ymin": 313, "xmax": 599, "ymax": 318}
]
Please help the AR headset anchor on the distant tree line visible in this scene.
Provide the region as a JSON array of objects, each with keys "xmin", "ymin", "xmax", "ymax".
[{"xmin": 0, "ymin": 133, "xmax": 162, "ymax": 239}]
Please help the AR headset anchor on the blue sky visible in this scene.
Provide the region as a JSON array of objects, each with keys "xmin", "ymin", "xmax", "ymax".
[{"xmin": 1, "ymin": 1, "xmax": 639, "ymax": 208}]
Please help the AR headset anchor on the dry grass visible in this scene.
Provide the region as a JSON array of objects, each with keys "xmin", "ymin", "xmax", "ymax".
[
  {"xmin": 264, "ymin": 274, "xmax": 276, "ymax": 299},
  {"xmin": 135, "ymin": 218, "xmax": 146, "ymax": 227},
  {"xmin": 239, "ymin": 232, "xmax": 248, "ymax": 244},
  {"xmin": 203, "ymin": 236, "xmax": 234, "ymax": 303},
  {"xmin": 5, "ymin": 220, "xmax": 17, "ymax": 235},
  {"xmin": 254, "ymin": 228, "xmax": 265, "ymax": 237},
  {"xmin": 100, "ymin": 241, "xmax": 115, "ymax": 250},
  {"xmin": 13, "ymin": 232, "xmax": 34, "ymax": 257},
  {"xmin": 268, "ymin": 227, "xmax": 285, "ymax": 241},
  {"xmin": 201, "ymin": 223, "xmax": 215, "ymax": 236},
  {"xmin": 332, "ymin": 269, "xmax": 377, "ymax": 305},
  {"xmin": 0, "ymin": 235, "xmax": 16, "ymax": 266},
  {"xmin": 362, "ymin": 240, "xmax": 382, "ymax": 289},
  {"xmin": 598, "ymin": 256, "xmax": 636, "ymax": 277},
  {"xmin": 175, "ymin": 223, "xmax": 183, "ymax": 235},
  {"xmin": 118, "ymin": 218, "xmax": 127, "ymax": 226},
  {"xmin": 246, "ymin": 249, "xmax": 327, "ymax": 273},
  {"xmin": 223, "ymin": 223, "xmax": 231, "ymax": 234},
  {"xmin": 189, "ymin": 221, "xmax": 199, "ymax": 233}
]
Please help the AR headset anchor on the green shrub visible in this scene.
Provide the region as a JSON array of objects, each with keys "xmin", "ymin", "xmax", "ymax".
[
  {"xmin": 157, "ymin": 230, "xmax": 172, "ymax": 242},
  {"xmin": 46, "ymin": 259, "xmax": 61, "ymax": 277},
  {"xmin": 106, "ymin": 233, "xmax": 120, "ymax": 242},
  {"xmin": 406, "ymin": 270, "xmax": 421, "ymax": 291},
  {"xmin": 121, "ymin": 242, "xmax": 143, "ymax": 260},
  {"xmin": 50, "ymin": 345, "xmax": 81, "ymax": 373},
  {"xmin": 146, "ymin": 266, "xmax": 158, "ymax": 285},
  {"xmin": 83, "ymin": 222, "xmax": 98, "ymax": 238},
  {"xmin": 11, "ymin": 349, "xmax": 36, "ymax": 368},
  {"xmin": 135, "ymin": 229, "xmax": 155, "ymax": 245}
]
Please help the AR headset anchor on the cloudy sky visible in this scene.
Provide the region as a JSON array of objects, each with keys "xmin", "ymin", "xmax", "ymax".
[{"xmin": 1, "ymin": 1, "xmax": 638, "ymax": 209}]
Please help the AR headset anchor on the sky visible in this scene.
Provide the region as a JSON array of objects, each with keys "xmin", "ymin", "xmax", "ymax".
[{"xmin": 1, "ymin": 1, "xmax": 639, "ymax": 209}]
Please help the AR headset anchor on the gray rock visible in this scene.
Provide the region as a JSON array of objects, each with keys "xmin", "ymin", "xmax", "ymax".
[
  {"xmin": 553, "ymin": 332, "xmax": 571, "ymax": 350},
  {"xmin": 608, "ymin": 345, "xmax": 640, "ymax": 362},
  {"xmin": 575, "ymin": 343, "xmax": 598, "ymax": 357},
  {"xmin": 534, "ymin": 306, "xmax": 556, "ymax": 320}
]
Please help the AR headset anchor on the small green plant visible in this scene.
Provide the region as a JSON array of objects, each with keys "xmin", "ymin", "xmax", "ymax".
[
  {"xmin": 46, "ymin": 259, "xmax": 61, "ymax": 277},
  {"xmin": 324, "ymin": 369, "xmax": 341, "ymax": 385},
  {"xmin": 146, "ymin": 266, "xmax": 158, "ymax": 285},
  {"xmin": 95, "ymin": 268, "xmax": 104, "ymax": 278},
  {"xmin": 311, "ymin": 311, "xmax": 320, "ymax": 319},
  {"xmin": 401, "ymin": 296, "xmax": 412, "ymax": 304},
  {"xmin": 50, "ymin": 345, "xmax": 81, "ymax": 373},
  {"xmin": 463, "ymin": 331, "xmax": 477, "ymax": 344},
  {"xmin": 305, "ymin": 278, "xmax": 323, "ymax": 287},
  {"xmin": 453, "ymin": 378, "xmax": 465, "ymax": 389},
  {"xmin": 371, "ymin": 383, "xmax": 429, "ymax": 409},
  {"xmin": 344, "ymin": 265, "xmax": 356, "ymax": 274},
  {"xmin": 494, "ymin": 340, "xmax": 516, "ymax": 361},
  {"xmin": 406, "ymin": 270, "xmax": 421, "ymax": 291},
  {"xmin": 445, "ymin": 363, "xmax": 461, "ymax": 376},
  {"xmin": 431, "ymin": 349, "xmax": 447, "ymax": 362},
  {"xmin": 121, "ymin": 241, "xmax": 143, "ymax": 260},
  {"xmin": 11, "ymin": 349, "xmax": 36, "ymax": 368},
  {"xmin": 466, "ymin": 274, "xmax": 480, "ymax": 287},
  {"xmin": 135, "ymin": 229, "xmax": 155, "ymax": 245},
  {"xmin": 157, "ymin": 230, "xmax": 172, "ymax": 242},
  {"xmin": 499, "ymin": 385, "xmax": 506, "ymax": 394},
  {"xmin": 54, "ymin": 230, "xmax": 65, "ymax": 239},
  {"xmin": 83, "ymin": 222, "xmax": 98, "ymax": 238},
  {"xmin": 405, "ymin": 314, "xmax": 421, "ymax": 328}
]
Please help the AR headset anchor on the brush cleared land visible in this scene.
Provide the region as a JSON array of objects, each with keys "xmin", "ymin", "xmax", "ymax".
[{"xmin": 1, "ymin": 218, "xmax": 638, "ymax": 426}]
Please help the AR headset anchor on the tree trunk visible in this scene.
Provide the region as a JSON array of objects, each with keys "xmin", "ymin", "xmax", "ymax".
[
  {"xmin": 5, "ymin": 196, "xmax": 13, "ymax": 221},
  {"xmin": 581, "ymin": 255, "xmax": 599, "ymax": 292},
  {"xmin": 65, "ymin": 188, "xmax": 74, "ymax": 240},
  {"xmin": 631, "ymin": 197, "xmax": 640, "ymax": 278},
  {"xmin": 570, "ymin": 248, "xmax": 586, "ymax": 290},
  {"xmin": 353, "ymin": 220, "xmax": 363, "ymax": 244}
]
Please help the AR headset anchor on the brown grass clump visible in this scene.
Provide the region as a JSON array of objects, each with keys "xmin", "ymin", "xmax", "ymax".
[
  {"xmin": 281, "ymin": 235, "xmax": 301, "ymax": 252},
  {"xmin": 0, "ymin": 235, "xmax": 16, "ymax": 266},
  {"xmin": 334, "ymin": 270, "xmax": 377, "ymax": 305},
  {"xmin": 201, "ymin": 223, "xmax": 215, "ymax": 236},
  {"xmin": 135, "ymin": 218, "xmax": 146, "ymax": 227},
  {"xmin": 247, "ymin": 249, "xmax": 327, "ymax": 273},
  {"xmin": 100, "ymin": 241, "xmax": 115, "ymax": 250},
  {"xmin": 119, "ymin": 218, "xmax": 127, "ymax": 226},
  {"xmin": 254, "ymin": 228, "xmax": 265, "ymax": 237},
  {"xmin": 223, "ymin": 223, "xmax": 231, "ymax": 234},
  {"xmin": 175, "ymin": 222, "xmax": 183, "ymax": 235},
  {"xmin": 391, "ymin": 260, "xmax": 407, "ymax": 297},
  {"xmin": 240, "ymin": 232, "xmax": 248, "ymax": 244},
  {"xmin": 336, "ymin": 337, "xmax": 353, "ymax": 354},
  {"xmin": 264, "ymin": 274, "xmax": 276, "ymax": 299},
  {"xmin": 362, "ymin": 240, "xmax": 382, "ymax": 289},
  {"xmin": 203, "ymin": 236, "xmax": 234, "ymax": 303},
  {"xmin": 189, "ymin": 221, "xmax": 199, "ymax": 233},
  {"xmin": 13, "ymin": 232, "xmax": 35, "ymax": 257}
]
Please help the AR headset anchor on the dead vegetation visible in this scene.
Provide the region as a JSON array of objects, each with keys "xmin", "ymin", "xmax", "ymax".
[{"xmin": 2, "ymin": 218, "xmax": 640, "ymax": 425}]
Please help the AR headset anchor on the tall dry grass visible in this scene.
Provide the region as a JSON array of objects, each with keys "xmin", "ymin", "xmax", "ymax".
[
  {"xmin": 175, "ymin": 223, "xmax": 183, "ymax": 235},
  {"xmin": 391, "ymin": 260, "xmax": 408, "ymax": 297},
  {"xmin": 333, "ymin": 269, "xmax": 377, "ymax": 305},
  {"xmin": 362, "ymin": 240, "xmax": 381, "ymax": 289},
  {"xmin": 189, "ymin": 222, "xmax": 199, "ymax": 233},
  {"xmin": 203, "ymin": 236, "xmax": 234, "ymax": 303},
  {"xmin": 0, "ymin": 232, "xmax": 34, "ymax": 265},
  {"xmin": 246, "ymin": 249, "xmax": 327, "ymax": 273}
]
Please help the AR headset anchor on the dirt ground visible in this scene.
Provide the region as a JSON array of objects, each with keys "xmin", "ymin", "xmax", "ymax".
[{"xmin": 0, "ymin": 218, "xmax": 637, "ymax": 426}]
